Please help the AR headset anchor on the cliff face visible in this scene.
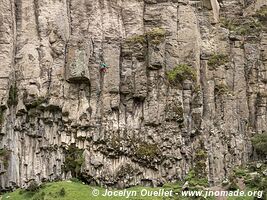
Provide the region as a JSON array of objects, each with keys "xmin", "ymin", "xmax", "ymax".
[{"xmin": 0, "ymin": 0, "xmax": 266, "ymax": 190}]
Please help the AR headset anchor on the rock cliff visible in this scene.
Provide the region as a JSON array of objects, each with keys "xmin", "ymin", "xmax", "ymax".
[{"xmin": 0, "ymin": 0, "xmax": 266, "ymax": 190}]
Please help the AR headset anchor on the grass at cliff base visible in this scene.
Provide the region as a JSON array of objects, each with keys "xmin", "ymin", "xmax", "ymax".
[
  {"xmin": 2, "ymin": 181, "xmax": 177, "ymax": 200},
  {"xmin": 1, "ymin": 180, "xmax": 259, "ymax": 200}
]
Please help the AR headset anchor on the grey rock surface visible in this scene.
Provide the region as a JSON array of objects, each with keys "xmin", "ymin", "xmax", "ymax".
[{"xmin": 0, "ymin": 0, "xmax": 266, "ymax": 190}]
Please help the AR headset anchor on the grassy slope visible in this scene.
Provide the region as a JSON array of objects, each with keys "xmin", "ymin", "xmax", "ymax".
[
  {"xmin": 1, "ymin": 181, "xmax": 175, "ymax": 200},
  {"xmin": 2, "ymin": 181, "xmax": 262, "ymax": 200}
]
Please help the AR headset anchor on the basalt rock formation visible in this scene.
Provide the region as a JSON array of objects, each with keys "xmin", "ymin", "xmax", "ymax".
[{"xmin": 0, "ymin": 0, "xmax": 266, "ymax": 191}]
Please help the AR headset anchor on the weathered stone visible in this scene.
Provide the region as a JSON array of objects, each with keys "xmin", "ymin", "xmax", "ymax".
[
  {"xmin": 0, "ymin": 0, "xmax": 266, "ymax": 191},
  {"xmin": 65, "ymin": 37, "xmax": 91, "ymax": 83}
]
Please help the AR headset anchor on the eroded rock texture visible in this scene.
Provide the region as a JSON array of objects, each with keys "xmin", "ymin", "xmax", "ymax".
[{"xmin": 0, "ymin": 0, "xmax": 266, "ymax": 190}]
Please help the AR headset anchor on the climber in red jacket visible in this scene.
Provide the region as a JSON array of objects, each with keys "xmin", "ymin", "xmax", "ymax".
[{"xmin": 100, "ymin": 63, "xmax": 108, "ymax": 73}]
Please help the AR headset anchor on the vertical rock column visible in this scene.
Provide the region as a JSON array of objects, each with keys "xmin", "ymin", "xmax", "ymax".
[
  {"xmin": 0, "ymin": 0, "xmax": 16, "ymax": 190},
  {"xmin": 0, "ymin": 0, "xmax": 14, "ymax": 103}
]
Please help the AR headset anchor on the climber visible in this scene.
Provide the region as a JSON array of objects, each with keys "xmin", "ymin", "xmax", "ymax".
[{"xmin": 100, "ymin": 62, "xmax": 108, "ymax": 73}]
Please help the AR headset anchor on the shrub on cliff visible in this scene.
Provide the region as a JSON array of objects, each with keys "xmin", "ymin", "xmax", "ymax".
[
  {"xmin": 62, "ymin": 144, "xmax": 84, "ymax": 178},
  {"xmin": 252, "ymin": 132, "xmax": 267, "ymax": 156},
  {"xmin": 167, "ymin": 64, "xmax": 197, "ymax": 85},
  {"xmin": 125, "ymin": 27, "xmax": 166, "ymax": 45},
  {"xmin": 208, "ymin": 54, "xmax": 229, "ymax": 69},
  {"xmin": 136, "ymin": 142, "xmax": 160, "ymax": 161},
  {"xmin": 220, "ymin": 17, "xmax": 262, "ymax": 35},
  {"xmin": 146, "ymin": 27, "xmax": 166, "ymax": 44}
]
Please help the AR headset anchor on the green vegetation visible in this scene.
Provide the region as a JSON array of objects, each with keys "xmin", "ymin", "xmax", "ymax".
[
  {"xmin": 3, "ymin": 164, "xmax": 266, "ymax": 200},
  {"xmin": 59, "ymin": 187, "xmax": 66, "ymax": 197},
  {"xmin": 255, "ymin": 6, "xmax": 267, "ymax": 22},
  {"xmin": 126, "ymin": 35, "xmax": 146, "ymax": 44},
  {"xmin": 0, "ymin": 148, "xmax": 10, "ymax": 168},
  {"xmin": 220, "ymin": 18, "xmax": 262, "ymax": 35},
  {"xmin": 214, "ymin": 83, "xmax": 230, "ymax": 95},
  {"xmin": 167, "ymin": 64, "xmax": 197, "ymax": 85},
  {"xmin": 2, "ymin": 181, "xmax": 216, "ymax": 200},
  {"xmin": 136, "ymin": 142, "xmax": 160, "ymax": 161},
  {"xmin": 185, "ymin": 170, "xmax": 209, "ymax": 188},
  {"xmin": 62, "ymin": 144, "xmax": 84, "ymax": 178},
  {"xmin": 227, "ymin": 163, "xmax": 267, "ymax": 200},
  {"xmin": 183, "ymin": 143, "xmax": 209, "ymax": 189},
  {"xmin": 236, "ymin": 20, "xmax": 262, "ymax": 35},
  {"xmin": 146, "ymin": 28, "xmax": 166, "ymax": 44},
  {"xmin": 7, "ymin": 84, "xmax": 18, "ymax": 107},
  {"xmin": 26, "ymin": 181, "xmax": 40, "ymax": 192},
  {"xmin": 125, "ymin": 27, "xmax": 166, "ymax": 45},
  {"xmin": 1, "ymin": 181, "xmax": 174, "ymax": 200},
  {"xmin": 251, "ymin": 132, "xmax": 267, "ymax": 155},
  {"xmin": 194, "ymin": 148, "xmax": 208, "ymax": 179},
  {"xmin": 208, "ymin": 54, "xmax": 229, "ymax": 69},
  {"xmin": 233, "ymin": 167, "xmax": 248, "ymax": 178}
]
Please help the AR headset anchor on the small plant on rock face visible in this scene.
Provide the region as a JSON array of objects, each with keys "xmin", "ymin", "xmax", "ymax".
[
  {"xmin": 125, "ymin": 27, "xmax": 166, "ymax": 45},
  {"xmin": 220, "ymin": 18, "xmax": 238, "ymax": 31},
  {"xmin": 126, "ymin": 35, "xmax": 146, "ymax": 45},
  {"xmin": 136, "ymin": 142, "xmax": 160, "ymax": 161},
  {"xmin": 208, "ymin": 54, "xmax": 229, "ymax": 69},
  {"xmin": 237, "ymin": 20, "xmax": 262, "ymax": 35},
  {"xmin": 0, "ymin": 148, "xmax": 10, "ymax": 168},
  {"xmin": 214, "ymin": 83, "xmax": 230, "ymax": 95},
  {"xmin": 194, "ymin": 145, "xmax": 208, "ymax": 179},
  {"xmin": 146, "ymin": 28, "xmax": 166, "ymax": 44},
  {"xmin": 184, "ymin": 141, "xmax": 209, "ymax": 188},
  {"xmin": 167, "ymin": 64, "xmax": 197, "ymax": 85}
]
